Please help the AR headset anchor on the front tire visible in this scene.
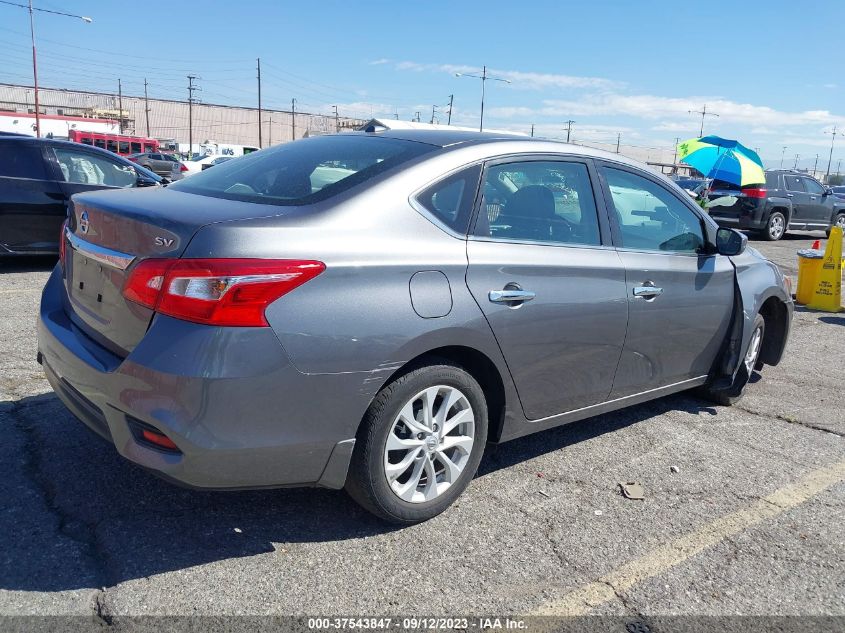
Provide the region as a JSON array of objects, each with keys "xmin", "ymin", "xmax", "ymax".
[
  {"xmin": 697, "ymin": 314, "xmax": 765, "ymax": 406},
  {"xmin": 346, "ymin": 362, "xmax": 488, "ymax": 524},
  {"xmin": 762, "ymin": 211, "xmax": 786, "ymax": 241}
]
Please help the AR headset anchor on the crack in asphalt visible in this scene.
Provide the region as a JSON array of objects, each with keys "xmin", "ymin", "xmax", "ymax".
[
  {"xmin": 6, "ymin": 398, "xmax": 116, "ymax": 627},
  {"xmin": 735, "ymin": 404, "xmax": 844, "ymax": 438}
]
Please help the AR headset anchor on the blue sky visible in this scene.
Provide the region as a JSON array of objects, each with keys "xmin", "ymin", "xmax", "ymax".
[{"xmin": 1, "ymin": 0, "xmax": 843, "ymax": 169}]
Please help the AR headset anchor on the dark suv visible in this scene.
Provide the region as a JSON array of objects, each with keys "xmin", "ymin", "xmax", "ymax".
[
  {"xmin": 705, "ymin": 170, "xmax": 845, "ymax": 241},
  {"xmin": 0, "ymin": 135, "xmax": 161, "ymax": 255}
]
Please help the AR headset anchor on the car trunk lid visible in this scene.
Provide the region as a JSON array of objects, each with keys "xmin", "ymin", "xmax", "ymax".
[{"xmin": 62, "ymin": 187, "xmax": 286, "ymax": 356}]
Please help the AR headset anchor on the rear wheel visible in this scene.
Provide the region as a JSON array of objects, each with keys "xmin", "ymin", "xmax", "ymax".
[
  {"xmin": 346, "ymin": 362, "xmax": 488, "ymax": 524},
  {"xmin": 762, "ymin": 211, "xmax": 786, "ymax": 241},
  {"xmin": 826, "ymin": 212, "xmax": 845, "ymax": 237},
  {"xmin": 697, "ymin": 313, "xmax": 765, "ymax": 406}
]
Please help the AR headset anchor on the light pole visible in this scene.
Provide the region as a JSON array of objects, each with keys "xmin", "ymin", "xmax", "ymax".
[
  {"xmin": 1, "ymin": 1, "xmax": 92, "ymax": 137},
  {"xmin": 780, "ymin": 146, "xmax": 787, "ymax": 169},
  {"xmin": 454, "ymin": 65, "xmax": 511, "ymax": 132},
  {"xmin": 826, "ymin": 125, "xmax": 838, "ymax": 182}
]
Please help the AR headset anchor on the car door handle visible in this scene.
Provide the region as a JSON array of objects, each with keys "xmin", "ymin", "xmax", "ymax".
[
  {"xmin": 489, "ymin": 289, "xmax": 536, "ymax": 303},
  {"xmin": 633, "ymin": 285, "xmax": 664, "ymax": 298},
  {"xmin": 810, "ymin": 196, "xmax": 817, "ymax": 200}
]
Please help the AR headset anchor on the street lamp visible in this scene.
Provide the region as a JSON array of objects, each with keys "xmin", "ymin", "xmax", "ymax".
[
  {"xmin": 454, "ymin": 65, "xmax": 511, "ymax": 132},
  {"xmin": 0, "ymin": 0, "xmax": 93, "ymax": 137}
]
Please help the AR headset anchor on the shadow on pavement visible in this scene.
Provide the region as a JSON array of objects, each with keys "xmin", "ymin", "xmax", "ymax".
[
  {"xmin": 1, "ymin": 390, "xmax": 717, "ymax": 593},
  {"xmin": 818, "ymin": 316, "xmax": 845, "ymax": 327},
  {"xmin": 0, "ymin": 255, "xmax": 57, "ymax": 274}
]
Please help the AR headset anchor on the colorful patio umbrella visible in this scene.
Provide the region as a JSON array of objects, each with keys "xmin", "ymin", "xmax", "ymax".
[{"xmin": 676, "ymin": 136, "xmax": 765, "ymax": 187}]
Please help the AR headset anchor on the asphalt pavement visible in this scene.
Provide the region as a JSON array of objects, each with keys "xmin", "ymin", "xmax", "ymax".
[{"xmin": 0, "ymin": 232, "xmax": 842, "ymax": 628}]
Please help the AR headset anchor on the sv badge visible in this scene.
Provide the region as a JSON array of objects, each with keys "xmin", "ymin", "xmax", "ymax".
[{"xmin": 155, "ymin": 237, "xmax": 175, "ymax": 248}]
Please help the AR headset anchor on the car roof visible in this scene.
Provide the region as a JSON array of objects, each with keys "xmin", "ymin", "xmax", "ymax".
[{"xmin": 343, "ymin": 129, "xmax": 655, "ymax": 171}]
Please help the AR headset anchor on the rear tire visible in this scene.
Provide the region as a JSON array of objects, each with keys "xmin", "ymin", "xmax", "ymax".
[
  {"xmin": 826, "ymin": 212, "xmax": 845, "ymax": 237},
  {"xmin": 697, "ymin": 314, "xmax": 765, "ymax": 406},
  {"xmin": 345, "ymin": 362, "xmax": 488, "ymax": 524},
  {"xmin": 762, "ymin": 211, "xmax": 786, "ymax": 241}
]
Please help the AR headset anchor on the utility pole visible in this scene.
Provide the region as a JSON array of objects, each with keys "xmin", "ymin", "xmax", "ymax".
[
  {"xmin": 143, "ymin": 78, "xmax": 151, "ymax": 137},
  {"xmin": 826, "ymin": 125, "xmax": 838, "ymax": 182},
  {"xmin": 615, "ymin": 132, "xmax": 621, "ymax": 154},
  {"xmin": 780, "ymin": 146, "xmax": 787, "ymax": 169},
  {"xmin": 837, "ymin": 158, "xmax": 842, "ymax": 176},
  {"xmin": 28, "ymin": 0, "xmax": 40, "ymax": 136},
  {"xmin": 447, "ymin": 94, "xmax": 453, "ymax": 125},
  {"xmin": 256, "ymin": 58, "xmax": 262, "ymax": 148},
  {"xmin": 413, "ymin": 111, "xmax": 420, "ymax": 122},
  {"xmin": 117, "ymin": 78, "xmax": 124, "ymax": 133},
  {"xmin": 187, "ymin": 75, "xmax": 199, "ymax": 158},
  {"xmin": 688, "ymin": 103, "xmax": 719, "ymax": 137},
  {"xmin": 793, "ymin": 154, "xmax": 800, "ymax": 170},
  {"xmin": 530, "ymin": 124, "xmax": 534, "ymax": 138},
  {"xmin": 672, "ymin": 137, "xmax": 680, "ymax": 171},
  {"xmin": 430, "ymin": 105, "xmax": 437, "ymax": 124},
  {"xmin": 268, "ymin": 114, "xmax": 272, "ymax": 146},
  {"xmin": 813, "ymin": 153, "xmax": 819, "ymax": 175},
  {"xmin": 563, "ymin": 120, "xmax": 575, "ymax": 143},
  {"xmin": 291, "ymin": 98, "xmax": 296, "ymax": 141},
  {"xmin": 332, "ymin": 105, "xmax": 339, "ymax": 132}
]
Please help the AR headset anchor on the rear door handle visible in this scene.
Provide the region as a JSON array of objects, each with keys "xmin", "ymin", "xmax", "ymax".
[
  {"xmin": 489, "ymin": 289, "xmax": 536, "ymax": 303},
  {"xmin": 633, "ymin": 285, "xmax": 663, "ymax": 299}
]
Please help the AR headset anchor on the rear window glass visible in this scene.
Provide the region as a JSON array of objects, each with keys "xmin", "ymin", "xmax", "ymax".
[
  {"xmin": 765, "ymin": 173, "xmax": 779, "ymax": 188},
  {"xmin": 415, "ymin": 165, "xmax": 481, "ymax": 234},
  {"xmin": 169, "ymin": 135, "xmax": 436, "ymax": 206},
  {"xmin": 0, "ymin": 143, "xmax": 46, "ymax": 179}
]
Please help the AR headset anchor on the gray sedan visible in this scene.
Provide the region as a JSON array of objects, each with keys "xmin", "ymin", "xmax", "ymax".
[{"xmin": 38, "ymin": 131, "xmax": 792, "ymax": 523}]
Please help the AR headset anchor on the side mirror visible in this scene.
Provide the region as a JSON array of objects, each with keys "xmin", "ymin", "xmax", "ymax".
[
  {"xmin": 136, "ymin": 177, "xmax": 159, "ymax": 188},
  {"xmin": 716, "ymin": 227, "xmax": 747, "ymax": 256},
  {"xmin": 824, "ymin": 187, "xmax": 834, "ymax": 196}
]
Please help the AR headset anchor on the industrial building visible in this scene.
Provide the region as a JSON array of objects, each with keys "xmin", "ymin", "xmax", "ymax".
[{"xmin": 0, "ymin": 82, "xmax": 365, "ymax": 153}]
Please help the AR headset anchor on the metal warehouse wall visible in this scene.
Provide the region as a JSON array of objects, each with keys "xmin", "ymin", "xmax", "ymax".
[{"xmin": 0, "ymin": 83, "xmax": 365, "ymax": 146}]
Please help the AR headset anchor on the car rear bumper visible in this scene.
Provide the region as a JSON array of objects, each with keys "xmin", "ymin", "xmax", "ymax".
[{"xmin": 37, "ymin": 264, "xmax": 368, "ymax": 490}]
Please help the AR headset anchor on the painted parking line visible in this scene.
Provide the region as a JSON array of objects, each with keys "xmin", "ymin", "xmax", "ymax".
[{"xmin": 533, "ymin": 457, "xmax": 845, "ymax": 616}]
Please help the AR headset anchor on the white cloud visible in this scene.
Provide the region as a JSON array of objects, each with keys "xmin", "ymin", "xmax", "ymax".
[
  {"xmin": 391, "ymin": 61, "xmax": 619, "ymax": 91},
  {"xmin": 539, "ymin": 94, "xmax": 845, "ymax": 128},
  {"xmin": 368, "ymin": 58, "xmax": 390, "ymax": 66}
]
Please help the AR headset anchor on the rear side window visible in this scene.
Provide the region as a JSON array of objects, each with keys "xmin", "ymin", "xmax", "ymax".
[
  {"xmin": 784, "ymin": 175, "xmax": 805, "ymax": 192},
  {"xmin": 765, "ymin": 173, "xmax": 780, "ymax": 188},
  {"xmin": 415, "ymin": 165, "xmax": 480, "ymax": 234},
  {"xmin": 169, "ymin": 135, "xmax": 436, "ymax": 206},
  {"xmin": 476, "ymin": 160, "xmax": 601, "ymax": 246},
  {"xmin": 0, "ymin": 144, "xmax": 46, "ymax": 179}
]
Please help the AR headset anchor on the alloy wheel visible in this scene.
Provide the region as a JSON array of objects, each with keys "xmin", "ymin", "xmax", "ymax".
[
  {"xmin": 836, "ymin": 214, "xmax": 845, "ymax": 230},
  {"xmin": 769, "ymin": 215, "xmax": 785, "ymax": 240},
  {"xmin": 744, "ymin": 326, "xmax": 763, "ymax": 374},
  {"xmin": 383, "ymin": 385, "xmax": 475, "ymax": 503}
]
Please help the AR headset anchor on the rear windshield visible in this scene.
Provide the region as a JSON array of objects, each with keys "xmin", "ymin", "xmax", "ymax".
[{"xmin": 169, "ymin": 135, "xmax": 437, "ymax": 206}]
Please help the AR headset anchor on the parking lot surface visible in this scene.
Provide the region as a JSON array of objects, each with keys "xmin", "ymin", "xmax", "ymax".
[{"xmin": 0, "ymin": 233, "xmax": 843, "ymax": 623}]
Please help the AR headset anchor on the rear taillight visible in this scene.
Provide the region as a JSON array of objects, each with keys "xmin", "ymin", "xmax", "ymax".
[
  {"xmin": 58, "ymin": 219, "xmax": 68, "ymax": 268},
  {"xmin": 128, "ymin": 157, "xmax": 138, "ymax": 162},
  {"xmin": 743, "ymin": 187, "xmax": 767, "ymax": 198},
  {"xmin": 179, "ymin": 163, "xmax": 188, "ymax": 172},
  {"xmin": 122, "ymin": 258, "xmax": 325, "ymax": 327}
]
